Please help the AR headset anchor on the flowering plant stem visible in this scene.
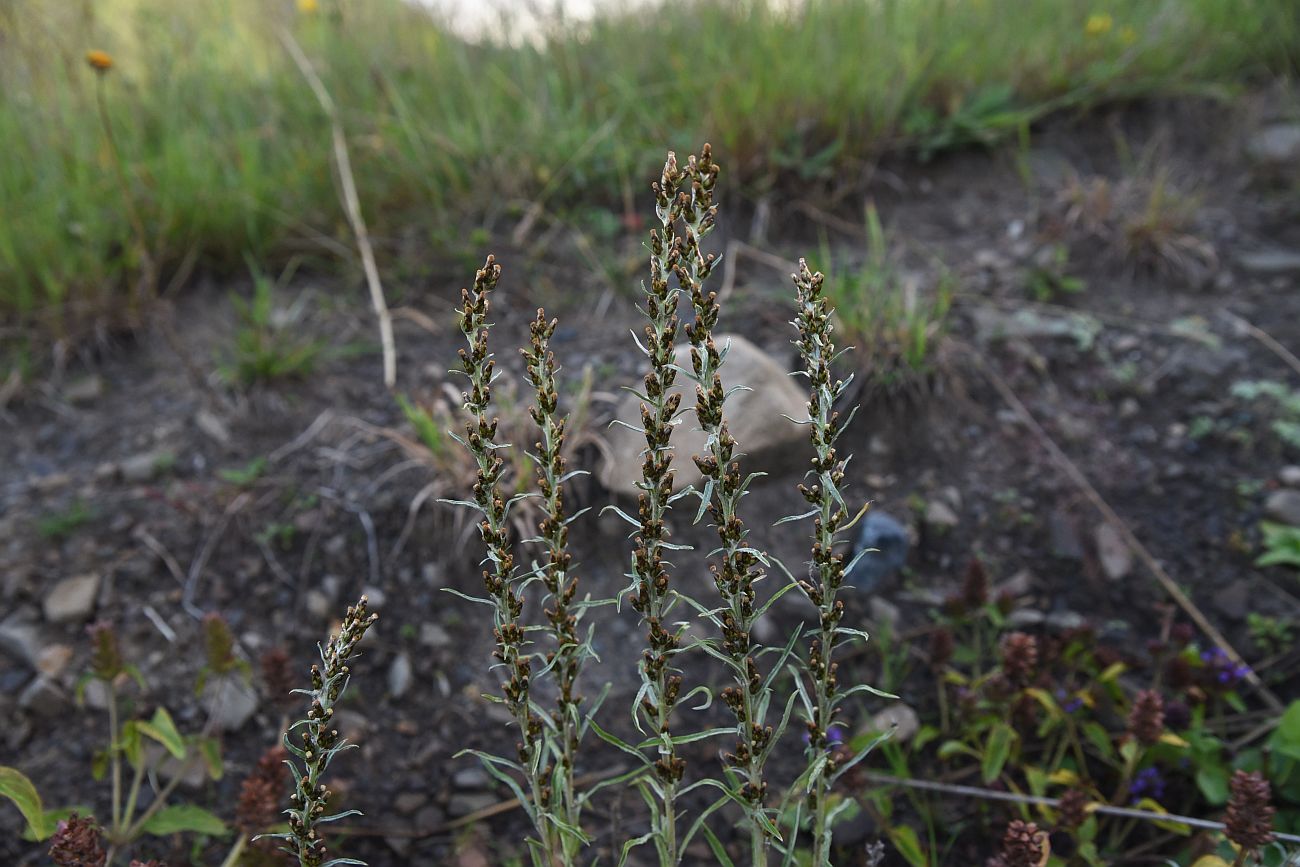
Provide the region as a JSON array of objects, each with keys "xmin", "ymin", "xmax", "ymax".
[
  {"xmin": 677, "ymin": 145, "xmax": 778, "ymax": 866},
  {"xmin": 791, "ymin": 259, "xmax": 862, "ymax": 865}
]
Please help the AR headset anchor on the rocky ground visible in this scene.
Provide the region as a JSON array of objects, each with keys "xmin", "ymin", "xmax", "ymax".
[{"xmin": 2, "ymin": 91, "xmax": 1299, "ymax": 865}]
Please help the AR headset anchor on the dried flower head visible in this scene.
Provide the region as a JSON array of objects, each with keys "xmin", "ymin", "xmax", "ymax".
[
  {"xmin": 85, "ymin": 50, "xmax": 113, "ymax": 73},
  {"xmin": 87, "ymin": 621, "xmax": 123, "ymax": 682},
  {"xmin": 986, "ymin": 819, "xmax": 1047, "ymax": 867},
  {"xmin": 1225, "ymin": 770, "xmax": 1275, "ymax": 851},
  {"xmin": 260, "ymin": 646, "xmax": 295, "ymax": 709},
  {"xmin": 1055, "ymin": 789, "xmax": 1090, "ymax": 830},
  {"xmin": 237, "ymin": 746, "xmax": 289, "ymax": 835},
  {"xmin": 1127, "ymin": 689, "xmax": 1164, "ymax": 747},
  {"xmin": 202, "ymin": 612, "xmax": 239, "ymax": 676},
  {"xmin": 1000, "ymin": 632, "xmax": 1038, "ymax": 686},
  {"xmin": 928, "ymin": 627, "xmax": 954, "ymax": 670},
  {"xmin": 49, "ymin": 813, "xmax": 106, "ymax": 867},
  {"xmin": 960, "ymin": 557, "xmax": 990, "ymax": 611}
]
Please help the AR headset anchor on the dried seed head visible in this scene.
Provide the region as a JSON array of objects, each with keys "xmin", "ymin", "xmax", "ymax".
[
  {"xmin": 236, "ymin": 746, "xmax": 289, "ymax": 835},
  {"xmin": 1127, "ymin": 689, "xmax": 1165, "ymax": 747},
  {"xmin": 986, "ymin": 819, "xmax": 1046, "ymax": 867},
  {"xmin": 1055, "ymin": 789, "xmax": 1090, "ymax": 830},
  {"xmin": 202, "ymin": 612, "xmax": 239, "ymax": 675},
  {"xmin": 1225, "ymin": 770, "xmax": 1275, "ymax": 851},
  {"xmin": 48, "ymin": 813, "xmax": 106, "ymax": 867},
  {"xmin": 1000, "ymin": 632, "xmax": 1038, "ymax": 686}
]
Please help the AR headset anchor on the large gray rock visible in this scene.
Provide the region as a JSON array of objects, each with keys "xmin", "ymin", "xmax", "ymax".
[
  {"xmin": 599, "ymin": 334, "xmax": 810, "ymax": 497},
  {"xmin": 202, "ymin": 675, "xmax": 259, "ymax": 732},
  {"xmin": 847, "ymin": 510, "xmax": 909, "ymax": 591}
]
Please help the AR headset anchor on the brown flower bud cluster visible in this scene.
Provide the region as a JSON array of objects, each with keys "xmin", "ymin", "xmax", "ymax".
[
  {"xmin": 1127, "ymin": 689, "xmax": 1165, "ymax": 747},
  {"xmin": 49, "ymin": 814, "xmax": 106, "ymax": 867},
  {"xmin": 1225, "ymin": 769, "xmax": 1275, "ymax": 851},
  {"xmin": 986, "ymin": 819, "xmax": 1047, "ymax": 867},
  {"xmin": 456, "ymin": 256, "xmax": 545, "ymax": 769}
]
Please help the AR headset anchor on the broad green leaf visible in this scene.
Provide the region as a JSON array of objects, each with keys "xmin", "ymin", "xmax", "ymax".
[
  {"xmin": 197, "ymin": 737, "xmax": 224, "ymax": 781},
  {"xmin": 140, "ymin": 804, "xmax": 228, "ymax": 837},
  {"xmin": 136, "ymin": 707, "xmax": 186, "ymax": 760},
  {"xmin": 888, "ymin": 824, "xmax": 927, "ymax": 867},
  {"xmin": 981, "ymin": 723, "xmax": 1015, "ymax": 784},
  {"xmin": 0, "ymin": 766, "xmax": 52, "ymax": 841}
]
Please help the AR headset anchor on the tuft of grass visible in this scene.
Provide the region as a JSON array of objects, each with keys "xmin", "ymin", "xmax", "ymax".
[
  {"xmin": 37, "ymin": 499, "xmax": 96, "ymax": 541},
  {"xmin": 219, "ymin": 260, "xmax": 325, "ymax": 386},
  {"xmin": 823, "ymin": 205, "xmax": 953, "ymax": 394},
  {"xmin": 2, "ymin": 0, "xmax": 1297, "ymax": 343}
]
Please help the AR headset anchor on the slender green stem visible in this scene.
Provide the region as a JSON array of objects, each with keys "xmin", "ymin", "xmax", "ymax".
[
  {"xmin": 119, "ymin": 755, "xmax": 147, "ymax": 836},
  {"xmin": 108, "ymin": 684, "xmax": 122, "ymax": 834}
]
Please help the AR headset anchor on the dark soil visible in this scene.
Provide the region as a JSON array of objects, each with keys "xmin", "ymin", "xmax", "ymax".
[{"xmin": 3, "ymin": 89, "xmax": 1299, "ymax": 866}]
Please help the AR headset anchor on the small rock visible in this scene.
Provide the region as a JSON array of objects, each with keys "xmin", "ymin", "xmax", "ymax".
[
  {"xmin": 202, "ymin": 676, "xmax": 259, "ymax": 732},
  {"xmin": 1213, "ymin": 579, "xmax": 1251, "ymax": 621},
  {"xmin": 847, "ymin": 511, "xmax": 910, "ymax": 590},
  {"xmin": 394, "ymin": 792, "xmax": 428, "ymax": 816},
  {"xmin": 868, "ymin": 703, "xmax": 920, "ymax": 743},
  {"xmin": 388, "ymin": 652, "xmax": 413, "ymax": 699},
  {"xmin": 448, "ymin": 793, "xmax": 497, "ymax": 817},
  {"xmin": 155, "ymin": 746, "xmax": 210, "ymax": 791},
  {"xmin": 1245, "ymin": 123, "xmax": 1300, "ymax": 166},
  {"xmin": 194, "ymin": 409, "xmax": 231, "ymax": 446},
  {"xmin": 1279, "ymin": 465, "xmax": 1300, "ymax": 488},
  {"xmin": 1048, "ymin": 511, "xmax": 1084, "ymax": 561},
  {"xmin": 453, "ymin": 767, "xmax": 490, "ymax": 790},
  {"xmin": 19, "ymin": 676, "xmax": 68, "ymax": 717},
  {"xmin": 421, "ymin": 562, "xmax": 444, "ymax": 585},
  {"xmin": 453, "ymin": 842, "xmax": 493, "ymax": 867},
  {"xmin": 385, "ymin": 835, "xmax": 413, "ymax": 857},
  {"xmin": 0, "ymin": 618, "xmax": 44, "ymax": 668},
  {"xmin": 43, "ymin": 573, "xmax": 101, "ymax": 623},
  {"xmin": 1238, "ymin": 249, "xmax": 1300, "ymax": 276},
  {"xmin": 995, "ymin": 569, "xmax": 1035, "ymax": 599},
  {"xmin": 939, "ymin": 486, "xmax": 962, "ymax": 511},
  {"xmin": 924, "ymin": 500, "xmax": 959, "ymax": 532},
  {"xmin": 1119, "ymin": 398, "xmax": 1140, "ymax": 419},
  {"xmin": 1007, "ymin": 609, "xmax": 1046, "ymax": 628},
  {"xmin": 35, "ymin": 644, "xmax": 73, "ymax": 678},
  {"xmin": 81, "ymin": 678, "xmax": 112, "ymax": 711},
  {"xmin": 120, "ymin": 449, "xmax": 176, "ymax": 483},
  {"xmin": 361, "ymin": 585, "xmax": 387, "ymax": 610},
  {"xmin": 305, "ymin": 589, "xmax": 332, "ymax": 620},
  {"xmin": 64, "ymin": 375, "xmax": 104, "ymax": 404},
  {"xmin": 1094, "ymin": 523, "xmax": 1133, "ymax": 580},
  {"xmin": 419, "ymin": 623, "xmax": 452, "ymax": 648},
  {"xmin": 868, "ymin": 598, "xmax": 901, "ymax": 631},
  {"xmin": 1045, "ymin": 610, "xmax": 1086, "ymax": 631},
  {"xmin": 1265, "ymin": 489, "xmax": 1300, "ymax": 526}
]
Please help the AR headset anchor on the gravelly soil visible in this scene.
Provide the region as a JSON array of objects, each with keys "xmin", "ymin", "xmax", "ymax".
[{"xmin": 3, "ymin": 90, "xmax": 1298, "ymax": 866}]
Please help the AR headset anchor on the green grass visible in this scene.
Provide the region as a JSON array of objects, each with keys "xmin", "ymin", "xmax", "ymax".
[{"xmin": 1, "ymin": 0, "xmax": 1296, "ymax": 343}]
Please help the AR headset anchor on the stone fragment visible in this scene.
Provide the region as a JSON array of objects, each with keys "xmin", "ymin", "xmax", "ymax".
[{"xmin": 600, "ymin": 334, "xmax": 811, "ymax": 496}]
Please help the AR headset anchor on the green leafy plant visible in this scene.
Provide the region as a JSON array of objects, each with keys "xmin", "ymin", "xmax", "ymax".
[
  {"xmin": 1232, "ymin": 381, "xmax": 1300, "ymax": 452},
  {"xmin": 1258, "ymin": 523, "xmax": 1300, "ymax": 570},
  {"xmin": 220, "ymin": 260, "xmax": 325, "ymax": 386},
  {"xmin": 822, "ymin": 205, "xmax": 952, "ymax": 395},
  {"xmin": 1026, "ymin": 243, "xmax": 1086, "ymax": 301},
  {"xmin": 446, "ymin": 145, "xmax": 890, "ymax": 867},
  {"xmin": 37, "ymin": 498, "xmax": 96, "ymax": 541}
]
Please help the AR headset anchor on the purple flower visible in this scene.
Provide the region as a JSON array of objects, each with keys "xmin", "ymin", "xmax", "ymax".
[
  {"xmin": 802, "ymin": 724, "xmax": 846, "ymax": 751},
  {"xmin": 1130, "ymin": 766, "xmax": 1166, "ymax": 805},
  {"xmin": 1055, "ymin": 688, "xmax": 1083, "ymax": 714}
]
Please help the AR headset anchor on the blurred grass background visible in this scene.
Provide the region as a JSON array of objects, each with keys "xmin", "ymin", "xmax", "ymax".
[{"xmin": 1, "ymin": 0, "xmax": 1296, "ymax": 344}]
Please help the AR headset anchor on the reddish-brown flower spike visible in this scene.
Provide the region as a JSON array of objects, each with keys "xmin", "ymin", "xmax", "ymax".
[
  {"xmin": 1127, "ymin": 689, "xmax": 1165, "ymax": 747},
  {"xmin": 1225, "ymin": 769, "xmax": 1275, "ymax": 851},
  {"xmin": 1055, "ymin": 788, "xmax": 1090, "ymax": 830},
  {"xmin": 1000, "ymin": 632, "xmax": 1038, "ymax": 686},
  {"xmin": 986, "ymin": 819, "xmax": 1047, "ymax": 867},
  {"xmin": 48, "ymin": 813, "xmax": 106, "ymax": 867},
  {"xmin": 237, "ymin": 745, "xmax": 289, "ymax": 835}
]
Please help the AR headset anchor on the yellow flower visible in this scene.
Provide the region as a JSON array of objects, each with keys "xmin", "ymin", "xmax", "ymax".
[
  {"xmin": 297, "ymin": 0, "xmax": 319, "ymax": 12},
  {"xmin": 1085, "ymin": 13, "xmax": 1113, "ymax": 37},
  {"xmin": 86, "ymin": 50, "xmax": 113, "ymax": 73},
  {"xmin": 1119, "ymin": 25, "xmax": 1138, "ymax": 46}
]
